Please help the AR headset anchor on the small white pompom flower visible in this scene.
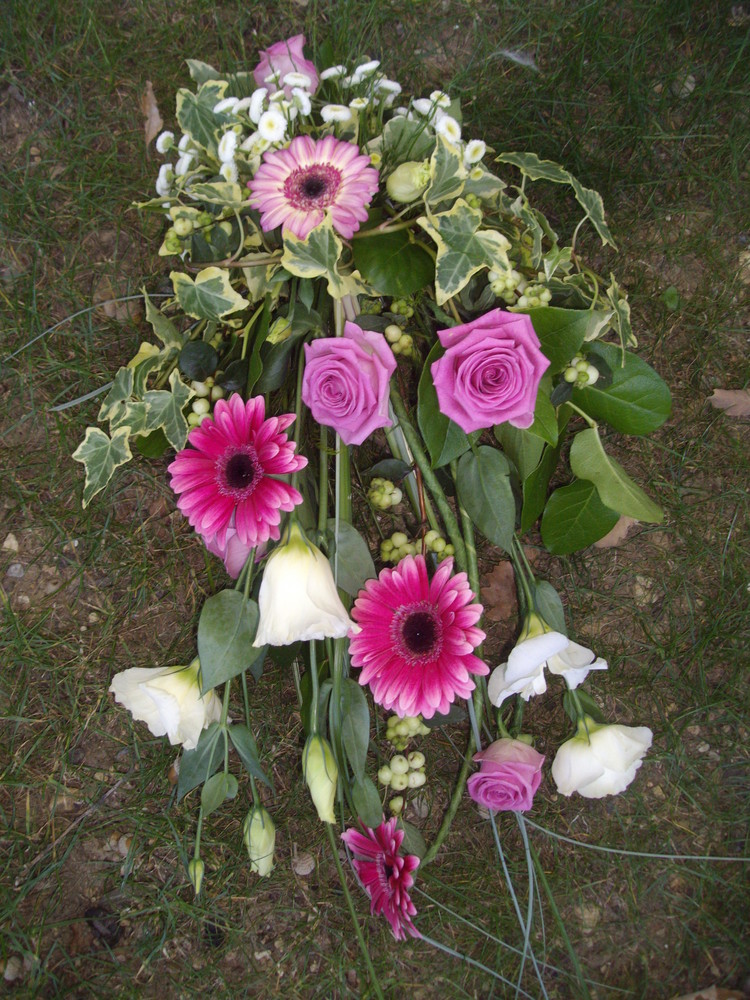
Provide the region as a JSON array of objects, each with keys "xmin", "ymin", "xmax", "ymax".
[
  {"xmin": 320, "ymin": 104, "xmax": 352, "ymax": 123},
  {"xmin": 435, "ymin": 114, "xmax": 461, "ymax": 143},
  {"xmin": 178, "ymin": 133, "xmax": 192, "ymax": 152},
  {"xmin": 155, "ymin": 163, "xmax": 173, "ymax": 197},
  {"xmin": 155, "ymin": 131, "xmax": 174, "ymax": 154},
  {"xmin": 376, "ymin": 79, "xmax": 402, "ymax": 96},
  {"xmin": 412, "ymin": 97, "xmax": 436, "ymax": 117},
  {"xmin": 349, "ymin": 97, "xmax": 370, "ymax": 110},
  {"xmin": 283, "ymin": 70, "xmax": 313, "ymax": 90},
  {"xmin": 353, "ymin": 59, "xmax": 380, "ymax": 78},
  {"xmin": 464, "ymin": 139, "xmax": 486, "ymax": 165},
  {"xmin": 430, "ymin": 90, "xmax": 452, "ymax": 108},
  {"xmin": 291, "ymin": 87, "xmax": 312, "ymax": 116},
  {"xmin": 175, "ymin": 150, "xmax": 197, "ymax": 177},
  {"xmin": 213, "ymin": 97, "xmax": 239, "ymax": 114},
  {"xmin": 219, "ymin": 160, "xmax": 238, "ymax": 183},
  {"xmin": 320, "ymin": 65, "xmax": 347, "ymax": 81},
  {"xmin": 218, "ymin": 131, "xmax": 238, "ymax": 164},
  {"xmin": 258, "ymin": 108, "xmax": 287, "ymax": 142},
  {"xmin": 248, "ymin": 88, "xmax": 268, "ymax": 124},
  {"xmin": 232, "ymin": 96, "xmax": 254, "ymax": 114}
]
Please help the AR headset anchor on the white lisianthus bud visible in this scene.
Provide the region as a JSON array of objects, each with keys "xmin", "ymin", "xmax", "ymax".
[
  {"xmin": 253, "ymin": 523, "xmax": 355, "ymax": 647},
  {"xmin": 218, "ymin": 130, "xmax": 238, "ymax": 163},
  {"xmin": 320, "ymin": 104, "xmax": 352, "ymax": 123},
  {"xmin": 551, "ymin": 717, "xmax": 653, "ymax": 798},
  {"xmin": 303, "ymin": 734, "xmax": 338, "ymax": 824},
  {"xmin": 243, "ymin": 805, "xmax": 276, "ymax": 876},
  {"xmin": 188, "ymin": 857, "xmax": 205, "ymax": 895},
  {"xmin": 155, "ymin": 131, "xmax": 175, "ymax": 154},
  {"xmin": 386, "ymin": 160, "xmax": 431, "ymax": 203},
  {"xmin": 108, "ymin": 658, "xmax": 221, "ymax": 750}
]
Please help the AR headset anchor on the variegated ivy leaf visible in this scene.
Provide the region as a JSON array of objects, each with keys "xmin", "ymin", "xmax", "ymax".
[
  {"xmin": 417, "ymin": 199, "xmax": 511, "ymax": 305},
  {"xmin": 108, "ymin": 400, "xmax": 150, "ymax": 436},
  {"xmin": 171, "ymin": 266, "xmax": 250, "ymax": 321},
  {"xmin": 241, "ymin": 261, "xmax": 283, "ymax": 303},
  {"xmin": 463, "ymin": 165, "xmax": 506, "ymax": 204},
  {"xmin": 144, "ymin": 291, "xmax": 184, "ymax": 349},
  {"xmin": 281, "ymin": 218, "xmax": 370, "ymax": 299},
  {"xmin": 142, "ymin": 370, "xmax": 194, "ymax": 451},
  {"xmin": 73, "ymin": 426, "xmax": 133, "ymax": 507},
  {"xmin": 424, "ymin": 135, "xmax": 467, "ymax": 205},
  {"xmin": 175, "ymin": 80, "xmax": 229, "ymax": 154},
  {"xmin": 98, "ymin": 367, "xmax": 134, "ymax": 423},
  {"xmin": 496, "ymin": 151, "xmax": 616, "ymax": 248},
  {"xmin": 188, "ymin": 181, "xmax": 246, "ymax": 208},
  {"xmin": 186, "ymin": 59, "xmax": 221, "ymax": 85},
  {"xmin": 379, "ymin": 116, "xmax": 435, "ymax": 163}
]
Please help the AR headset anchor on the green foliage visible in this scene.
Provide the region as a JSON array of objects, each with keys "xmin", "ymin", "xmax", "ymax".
[
  {"xmin": 339, "ymin": 679, "xmax": 370, "ymax": 782},
  {"xmin": 326, "ymin": 519, "xmax": 376, "ymax": 596},
  {"xmin": 456, "ymin": 447, "xmax": 515, "ymax": 552},
  {"xmin": 576, "ymin": 342, "xmax": 672, "ymax": 435},
  {"xmin": 570, "ymin": 427, "xmax": 663, "ymax": 522},
  {"xmin": 171, "ymin": 266, "xmax": 250, "ymax": 321},
  {"xmin": 197, "ymin": 590, "xmax": 262, "ymax": 692},
  {"xmin": 352, "ymin": 227, "xmax": 435, "ymax": 297},
  {"xmin": 541, "ymin": 479, "xmax": 620, "ymax": 554},
  {"xmin": 417, "ymin": 341, "xmax": 474, "ymax": 468}
]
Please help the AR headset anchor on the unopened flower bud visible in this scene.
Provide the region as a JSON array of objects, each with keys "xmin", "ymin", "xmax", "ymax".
[
  {"xmin": 303, "ymin": 734, "xmax": 338, "ymax": 824},
  {"xmin": 243, "ymin": 805, "xmax": 276, "ymax": 877},
  {"xmin": 267, "ymin": 316, "xmax": 293, "ymax": 345},
  {"xmin": 386, "ymin": 160, "xmax": 431, "ymax": 203},
  {"xmin": 188, "ymin": 857, "xmax": 205, "ymax": 895}
]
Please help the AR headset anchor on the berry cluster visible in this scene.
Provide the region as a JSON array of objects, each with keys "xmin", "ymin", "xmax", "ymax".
[
  {"xmin": 367, "ymin": 477, "xmax": 403, "ymax": 510},
  {"xmin": 379, "ymin": 530, "xmax": 454, "ymax": 564},
  {"xmin": 563, "ymin": 355, "xmax": 600, "ymax": 387}
]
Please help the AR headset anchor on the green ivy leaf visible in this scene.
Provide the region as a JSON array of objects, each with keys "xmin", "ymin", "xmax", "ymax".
[
  {"xmin": 417, "ymin": 341, "xmax": 474, "ymax": 468},
  {"xmin": 177, "ymin": 723, "xmax": 223, "ymax": 800},
  {"xmin": 339, "ymin": 679, "xmax": 370, "ymax": 782},
  {"xmin": 281, "ymin": 217, "xmax": 369, "ymax": 299},
  {"xmin": 185, "ymin": 59, "xmax": 221, "ymax": 85},
  {"xmin": 142, "ymin": 370, "xmax": 193, "ymax": 451},
  {"xmin": 98, "ymin": 367, "xmax": 134, "ymax": 423},
  {"xmin": 541, "ymin": 479, "xmax": 620, "ymax": 554},
  {"xmin": 73, "ymin": 426, "xmax": 133, "ymax": 507},
  {"xmin": 496, "ymin": 151, "xmax": 616, "ymax": 248},
  {"xmin": 456, "ymin": 447, "xmax": 515, "ymax": 552},
  {"xmin": 326, "ymin": 519, "xmax": 376, "ymax": 597},
  {"xmin": 352, "ymin": 228, "xmax": 434, "ymax": 297},
  {"xmin": 171, "ymin": 266, "xmax": 249, "ymax": 321},
  {"xmin": 425, "ymin": 135, "xmax": 467, "ymax": 205},
  {"xmin": 575, "ymin": 342, "xmax": 671, "ymax": 435},
  {"xmin": 144, "ymin": 290, "xmax": 184, "ymax": 349},
  {"xmin": 188, "ymin": 181, "xmax": 246, "ymax": 208},
  {"xmin": 416, "ymin": 200, "xmax": 511, "ymax": 305},
  {"xmin": 197, "ymin": 590, "xmax": 262, "ymax": 693},
  {"xmin": 570, "ymin": 427, "xmax": 663, "ymax": 523},
  {"xmin": 175, "ymin": 80, "xmax": 229, "ymax": 152}
]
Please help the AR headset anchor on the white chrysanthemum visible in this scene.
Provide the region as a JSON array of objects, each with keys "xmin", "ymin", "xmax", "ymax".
[
  {"xmin": 155, "ymin": 163, "xmax": 173, "ymax": 196},
  {"xmin": 320, "ymin": 104, "xmax": 352, "ymax": 123},
  {"xmin": 239, "ymin": 131, "xmax": 267, "ymax": 154},
  {"xmin": 464, "ymin": 139, "xmax": 486, "ymax": 165},
  {"xmin": 155, "ymin": 130, "xmax": 174, "ymax": 154},
  {"xmin": 218, "ymin": 130, "xmax": 238, "ymax": 163},
  {"xmin": 263, "ymin": 70, "xmax": 282, "ymax": 86},
  {"xmin": 232, "ymin": 96, "xmax": 253, "ymax": 114},
  {"xmin": 213, "ymin": 96, "xmax": 239, "ymax": 114},
  {"xmin": 258, "ymin": 108, "xmax": 287, "ymax": 142},
  {"xmin": 376, "ymin": 78, "xmax": 402, "ymax": 95},
  {"xmin": 469, "ymin": 165, "xmax": 484, "ymax": 181},
  {"xmin": 349, "ymin": 96, "xmax": 370, "ymax": 110},
  {"xmin": 282, "ymin": 70, "xmax": 312, "ymax": 90},
  {"xmin": 435, "ymin": 114, "xmax": 461, "ymax": 143},
  {"xmin": 430, "ymin": 90, "xmax": 451, "ymax": 107},
  {"xmin": 291, "ymin": 87, "xmax": 312, "ymax": 115},
  {"xmin": 320, "ymin": 64, "xmax": 347, "ymax": 81},
  {"xmin": 248, "ymin": 87, "xmax": 268, "ymax": 124},
  {"xmin": 178, "ymin": 133, "xmax": 192, "ymax": 152},
  {"xmin": 412, "ymin": 97, "xmax": 436, "ymax": 117},
  {"xmin": 353, "ymin": 59, "xmax": 380, "ymax": 77},
  {"xmin": 219, "ymin": 160, "xmax": 238, "ymax": 183},
  {"xmin": 175, "ymin": 150, "xmax": 197, "ymax": 177}
]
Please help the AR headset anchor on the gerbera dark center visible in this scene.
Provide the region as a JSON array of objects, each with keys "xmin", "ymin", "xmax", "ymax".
[
  {"xmin": 219, "ymin": 446, "xmax": 263, "ymax": 499},
  {"xmin": 384, "ymin": 863, "xmax": 394, "ymax": 880},
  {"xmin": 285, "ymin": 164, "xmax": 342, "ymax": 210},
  {"xmin": 391, "ymin": 600, "xmax": 443, "ymax": 663},
  {"xmin": 402, "ymin": 612, "xmax": 437, "ymax": 654}
]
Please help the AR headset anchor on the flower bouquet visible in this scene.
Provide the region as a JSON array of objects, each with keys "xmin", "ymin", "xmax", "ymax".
[{"xmin": 72, "ymin": 34, "xmax": 670, "ymax": 983}]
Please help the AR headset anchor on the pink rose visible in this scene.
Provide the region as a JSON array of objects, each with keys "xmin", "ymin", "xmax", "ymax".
[
  {"xmin": 253, "ymin": 35, "xmax": 319, "ymax": 96},
  {"xmin": 302, "ymin": 323, "xmax": 396, "ymax": 446},
  {"xmin": 430, "ymin": 309, "xmax": 550, "ymax": 433},
  {"xmin": 467, "ymin": 738, "xmax": 545, "ymax": 812}
]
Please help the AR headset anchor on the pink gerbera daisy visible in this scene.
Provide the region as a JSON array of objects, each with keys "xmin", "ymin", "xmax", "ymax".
[
  {"xmin": 348, "ymin": 555, "xmax": 488, "ymax": 719},
  {"xmin": 247, "ymin": 134, "xmax": 379, "ymax": 240},
  {"xmin": 341, "ymin": 817, "xmax": 421, "ymax": 941},
  {"xmin": 168, "ymin": 394, "xmax": 306, "ymax": 550}
]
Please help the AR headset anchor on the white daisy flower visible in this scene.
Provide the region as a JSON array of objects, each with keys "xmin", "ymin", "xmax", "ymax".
[
  {"xmin": 430, "ymin": 90, "xmax": 451, "ymax": 108},
  {"xmin": 282, "ymin": 71, "xmax": 312, "ymax": 90},
  {"xmin": 349, "ymin": 96, "xmax": 370, "ymax": 110},
  {"xmin": 155, "ymin": 163, "xmax": 173, "ymax": 196},
  {"xmin": 217, "ymin": 131, "xmax": 238, "ymax": 163},
  {"xmin": 320, "ymin": 65, "xmax": 347, "ymax": 81},
  {"xmin": 213, "ymin": 97, "xmax": 239, "ymax": 114},
  {"xmin": 219, "ymin": 160, "xmax": 238, "ymax": 183},
  {"xmin": 257, "ymin": 108, "xmax": 287, "ymax": 142},
  {"xmin": 291, "ymin": 87, "xmax": 312, "ymax": 115},
  {"xmin": 464, "ymin": 139, "xmax": 486, "ymax": 165},
  {"xmin": 435, "ymin": 114, "xmax": 461, "ymax": 143},
  {"xmin": 248, "ymin": 88, "xmax": 268, "ymax": 124},
  {"xmin": 155, "ymin": 131, "xmax": 174, "ymax": 154},
  {"xmin": 320, "ymin": 104, "xmax": 353, "ymax": 123},
  {"xmin": 353, "ymin": 59, "xmax": 380, "ymax": 77}
]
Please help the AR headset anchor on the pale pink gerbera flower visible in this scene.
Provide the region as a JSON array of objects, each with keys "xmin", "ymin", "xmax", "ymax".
[
  {"xmin": 349, "ymin": 555, "xmax": 488, "ymax": 719},
  {"xmin": 247, "ymin": 134, "xmax": 379, "ymax": 240},
  {"xmin": 168, "ymin": 394, "xmax": 306, "ymax": 550},
  {"xmin": 341, "ymin": 817, "xmax": 421, "ymax": 941}
]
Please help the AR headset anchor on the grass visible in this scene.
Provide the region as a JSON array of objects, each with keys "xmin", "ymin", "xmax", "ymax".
[{"xmin": 1, "ymin": 0, "xmax": 748, "ymax": 996}]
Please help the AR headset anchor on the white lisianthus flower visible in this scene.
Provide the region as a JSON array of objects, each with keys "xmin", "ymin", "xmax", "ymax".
[
  {"xmin": 291, "ymin": 87, "xmax": 312, "ymax": 116},
  {"xmin": 248, "ymin": 87, "xmax": 268, "ymax": 124},
  {"xmin": 253, "ymin": 522, "xmax": 355, "ymax": 647},
  {"xmin": 219, "ymin": 160, "xmax": 238, "ymax": 183},
  {"xmin": 213, "ymin": 96, "xmax": 239, "ymax": 114},
  {"xmin": 155, "ymin": 163, "xmax": 174, "ymax": 196},
  {"xmin": 435, "ymin": 114, "xmax": 462, "ymax": 143},
  {"xmin": 217, "ymin": 130, "xmax": 238, "ymax": 163},
  {"xmin": 257, "ymin": 108, "xmax": 287, "ymax": 143},
  {"xmin": 464, "ymin": 139, "xmax": 486, "ymax": 165},
  {"xmin": 487, "ymin": 614, "xmax": 607, "ymax": 707},
  {"xmin": 320, "ymin": 64, "xmax": 347, "ymax": 81},
  {"xmin": 551, "ymin": 717, "xmax": 653, "ymax": 798},
  {"xmin": 386, "ymin": 160, "xmax": 431, "ymax": 203},
  {"xmin": 155, "ymin": 130, "xmax": 174, "ymax": 154},
  {"xmin": 109, "ymin": 658, "xmax": 221, "ymax": 751},
  {"xmin": 303, "ymin": 734, "xmax": 338, "ymax": 824},
  {"xmin": 320, "ymin": 104, "xmax": 352, "ymax": 123},
  {"xmin": 243, "ymin": 805, "xmax": 276, "ymax": 877}
]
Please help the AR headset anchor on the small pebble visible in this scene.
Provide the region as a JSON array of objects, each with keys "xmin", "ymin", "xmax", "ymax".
[
  {"xmin": 292, "ymin": 851, "xmax": 315, "ymax": 876},
  {"xmin": 2, "ymin": 532, "xmax": 18, "ymax": 552},
  {"xmin": 6, "ymin": 563, "xmax": 24, "ymax": 579},
  {"xmin": 3, "ymin": 955, "xmax": 24, "ymax": 982}
]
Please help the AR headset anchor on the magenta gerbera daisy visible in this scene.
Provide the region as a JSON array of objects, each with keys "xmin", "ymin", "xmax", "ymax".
[
  {"xmin": 341, "ymin": 817, "xmax": 421, "ymax": 941},
  {"xmin": 348, "ymin": 555, "xmax": 488, "ymax": 719},
  {"xmin": 247, "ymin": 134, "xmax": 379, "ymax": 240},
  {"xmin": 168, "ymin": 393, "xmax": 307, "ymax": 550}
]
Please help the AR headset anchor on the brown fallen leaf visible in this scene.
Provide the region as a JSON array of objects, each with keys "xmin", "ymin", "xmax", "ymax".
[
  {"xmin": 594, "ymin": 515, "xmax": 638, "ymax": 549},
  {"xmin": 140, "ymin": 81, "xmax": 163, "ymax": 147},
  {"xmin": 708, "ymin": 388, "xmax": 750, "ymax": 418},
  {"xmin": 669, "ymin": 987, "xmax": 745, "ymax": 1000},
  {"xmin": 481, "ymin": 561, "xmax": 517, "ymax": 622}
]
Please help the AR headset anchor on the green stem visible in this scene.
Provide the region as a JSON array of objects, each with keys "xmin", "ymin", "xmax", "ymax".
[
  {"xmin": 562, "ymin": 399, "xmax": 598, "ymax": 430},
  {"xmin": 291, "ymin": 349, "xmax": 306, "ymax": 494},
  {"xmin": 309, "ymin": 640, "xmax": 320, "ymax": 733},
  {"xmin": 388, "ymin": 387, "xmax": 467, "ymax": 571},
  {"xmin": 383, "ymin": 423, "xmax": 439, "ymax": 533},
  {"xmin": 318, "ymin": 424, "xmax": 329, "ymax": 537},
  {"xmin": 326, "ymin": 824, "xmax": 385, "ymax": 1000}
]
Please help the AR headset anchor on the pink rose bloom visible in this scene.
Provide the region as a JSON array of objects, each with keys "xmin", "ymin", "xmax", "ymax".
[
  {"xmin": 467, "ymin": 738, "xmax": 545, "ymax": 812},
  {"xmin": 252, "ymin": 35, "xmax": 319, "ymax": 96},
  {"xmin": 203, "ymin": 525, "xmax": 254, "ymax": 579},
  {"xmin": 302, "ymin": 323, "xmax": 396, "ymax": 446},
  {"xmin": 430, "ymin": 309, "xmax": 550, "ymax": 433}
]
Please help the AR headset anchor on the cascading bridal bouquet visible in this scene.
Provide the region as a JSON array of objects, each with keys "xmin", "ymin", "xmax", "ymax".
[{"xmin": 72, "ymin": 33, "xmax": 670, "ymax": 984}]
